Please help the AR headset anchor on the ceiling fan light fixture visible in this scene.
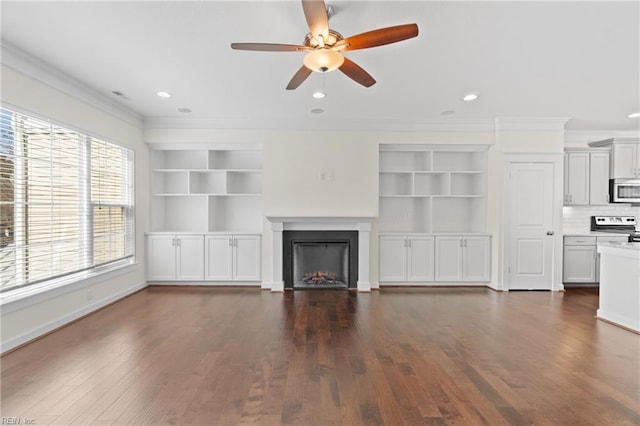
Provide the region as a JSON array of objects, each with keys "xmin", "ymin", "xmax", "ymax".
[
  {"xmin": 303, "ymin": 49, "xmax": 344, "ymax": 72},
  {"xmin": 628, "ymin": 112, "xmax": 640, "ymax": 118}
]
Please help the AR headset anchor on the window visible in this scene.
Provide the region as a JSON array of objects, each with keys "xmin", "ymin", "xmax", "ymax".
[{"xmin": 0, "ymin": 107, "xmax": 134, "ymax": 292}]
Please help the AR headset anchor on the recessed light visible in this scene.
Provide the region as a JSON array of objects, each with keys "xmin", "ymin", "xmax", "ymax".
[
  {"xmin": 112, "ymin": 90, "xmax": 125, "ymax": 97},
  {"xmin": 628, "ymin": 112, "xmax": 640, "ymax": 118},
  {"xmin": 156, "ymin": 91, "xmax": 172, "ymax": 98},
  {"xmin": 463, "ymin": 93, "xmax": 479, "ymax": 101},
  {"xmin": 441, "ymin": 110, "xmax": 456, "ymax": 116},
  {"xmin": 177, "ymin": 108, "xmax": 192, "ymax": 113},
  {"xmin": 312, "ymin": 90, "xmax": 326, "ymax": 99},
  {"xmin": 310, "ymin": 108, "xmax": 324, "ymax": 114}
]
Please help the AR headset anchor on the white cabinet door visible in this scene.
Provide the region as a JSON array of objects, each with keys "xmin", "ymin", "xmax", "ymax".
[
  {"xmin": 147, "ymin": 235, "xmax": 176, "ymax": 281},
  {"xmin": 205, "ymin": 235, "xmax": 233, "ymax": 281},
  {"xmin": 435, "ymin": 236, "xmax": 462, "ymax": 281},
  {"xmin": 176, "ymin": 235, "xmax": 204, "ymax": 281},
  {"xmin": 233, "ymin": 235, "xmax": 261, "ymax": 281},
  {"xmin": 379, "ymin": 236, "xmax": 407, "ymax": 282},
  {"xmin": 589, "ymin": 152, "xmax": 610, "ymax": 205},
  {"xmin": 407, "ymin": 237, "xmax": 434, "ymax": 281},
  {"xmin": 611, "ymin": 143, "xmax": 638, "ymax": 178},
  {"xmin": 563, "ymin": 245, "xmax": 596, "ymax": 282},
  {"xmin": 463, "ymin": 236, "xmax": 490, "ymax": 281},
  {"xmin": 565, "ymin": 152, "xmax": 590, "ymax": 205}
]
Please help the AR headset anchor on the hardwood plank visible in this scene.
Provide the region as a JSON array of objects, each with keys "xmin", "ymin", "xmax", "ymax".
[{"xmin": 1, "ymin": 287, "xmax": 638, "ymax": 425}]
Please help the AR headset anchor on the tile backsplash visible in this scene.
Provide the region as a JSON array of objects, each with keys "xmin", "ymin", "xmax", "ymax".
[{"xmin": 563, "ymin": 205, "xmax": 640, "ymax": 232}]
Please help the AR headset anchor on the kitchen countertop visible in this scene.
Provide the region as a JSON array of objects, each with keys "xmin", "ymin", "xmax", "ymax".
[
  {"xmin": 563, "ymin": 231, "xmax": 633, "ymax": 237},
  {"xmin": 597, "ymin": 241, "xmax": 640, "ymax": 257}
]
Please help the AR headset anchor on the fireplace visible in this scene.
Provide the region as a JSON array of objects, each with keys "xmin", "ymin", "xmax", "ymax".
[
  {"xmin": 265, "ymin": 216, "xmax": 373, "ymax": 292},
  {"xmin": 283, "ymin": 231, "xmax": 358, "ymax": 290}
]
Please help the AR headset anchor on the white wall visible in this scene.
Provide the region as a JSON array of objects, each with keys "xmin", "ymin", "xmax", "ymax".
[
  {"xmin": 487, "ymin": 127, "xmax": 566, "ymax": 290},
  {"xmin": 0, "ymin": 64, "xmax": 148, "ymax": 352},
  {"xmin": 145, "ymin": 127, "xmax": 496, "ymax": 287}
]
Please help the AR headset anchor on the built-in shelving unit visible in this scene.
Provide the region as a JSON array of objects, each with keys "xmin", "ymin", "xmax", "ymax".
[
  {"xmin": 150, "ymin": 146, "xmax": 263, "ymax": 233},
  {"xmin": 379, "ymin": 145, "xmax": 488, "ymax": 233}
]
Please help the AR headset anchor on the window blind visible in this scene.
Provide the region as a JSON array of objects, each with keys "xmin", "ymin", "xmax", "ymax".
[{"xmin": 0, "ymin": 107, "xmax": 134, "ymax": 292}]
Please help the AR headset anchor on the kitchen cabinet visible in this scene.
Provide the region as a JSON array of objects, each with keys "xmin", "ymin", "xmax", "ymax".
[
  {"xmin": 564, "ymin": 152, "xmax": 590, "ymax": 205},
  {"xmin": 563, "ymin": 151, "xmax": 610, "ymax": 205},
  {"xmin": 434, "ymin": 235, "xmax": 491, "ymax": 282},
  {"xmin": 563, "ymin": 237, "xmax": 597, "ymax": 283},
  {"xmin": 205, "ymin": 235, "xmax": 261, "ymax": 281},
  {"xmin": 588, "ymin": 138, "xmax": 640, "ymax": 179},
  {"xmin": 563, "ymin": 235, "xmax": 629, "ymax": 283},
  {"xmin": 589, "ymin": 152, "xmax": 611, "ymax": 205},
  {"xmin": 610, "ymin": 143, "xmax": 640, "ymax": 179},
  {"xmin": 147, "ymin": 234, "xmax": 204, "ymax": 281},
  {"xmin": 379, "ymin": 235, "xmax": 434, "ymax": 282}
]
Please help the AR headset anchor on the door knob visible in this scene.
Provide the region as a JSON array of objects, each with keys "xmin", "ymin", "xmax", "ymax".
[{"xmin": 546, "ymin": 231, "xmax": 554, "ymax": 236}]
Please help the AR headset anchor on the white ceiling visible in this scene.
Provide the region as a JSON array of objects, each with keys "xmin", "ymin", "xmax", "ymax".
[{"xmin": 1, "ymin": 1, "xmax": 639, "ymax": 131}]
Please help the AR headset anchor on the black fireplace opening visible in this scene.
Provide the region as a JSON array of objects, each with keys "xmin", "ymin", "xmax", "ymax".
[{"xmin": 283, "ymin": 231, "xmax": 358, "ymax": 290}]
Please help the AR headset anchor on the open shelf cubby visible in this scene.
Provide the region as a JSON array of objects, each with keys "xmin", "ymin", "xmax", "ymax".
[
  {"xmin": 150, "ymin": 145, "xmax": 263, "ymax": 233},
  {"xmin": 379, "ymin": 144, "xmax": 488, "ymax": 234}
]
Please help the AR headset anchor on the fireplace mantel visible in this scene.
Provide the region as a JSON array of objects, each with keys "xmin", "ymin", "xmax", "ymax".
[{"xmin": 265, "ymin": 216, "xmax": 373, "ymax": 292}]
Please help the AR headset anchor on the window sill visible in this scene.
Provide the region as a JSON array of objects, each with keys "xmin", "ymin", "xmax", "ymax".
[{"xmin": 0, "ymin": 259, "xmax": 139, "ymax": 314}]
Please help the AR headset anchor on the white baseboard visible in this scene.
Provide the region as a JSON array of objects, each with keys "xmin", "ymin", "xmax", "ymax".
[{"xmin": 1, "ymin": 281, "xmax": 147, "ymax": 354}]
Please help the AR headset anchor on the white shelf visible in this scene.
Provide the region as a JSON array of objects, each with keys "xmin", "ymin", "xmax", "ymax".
[
  {"xmin": 379, "ymin": 144, "xmax": 488, "ymax": 234},
  {"xmin": 150, "ymin": 147, "xmax": 263, "ymax": 233}
]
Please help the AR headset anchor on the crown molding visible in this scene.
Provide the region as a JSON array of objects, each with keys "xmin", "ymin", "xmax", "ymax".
[
  {"xmin": 143, "ymin": 116, "xmax": 496, "ymax": 133},
  {"xmin": 494, "ymin": 117, "xmax": 570, "ymax": 132},
  {"xmin": 564, "ymin": 129, "xmax": 640, "ymax": 147},
  {"xmin": 1, "ymin": 41, "xmax": 142, "ymax": 128}
]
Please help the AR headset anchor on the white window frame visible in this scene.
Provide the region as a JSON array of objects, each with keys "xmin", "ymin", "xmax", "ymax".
[{"xmin": 0, "ymin": 106, "xmax": 136, "ymax": 297}]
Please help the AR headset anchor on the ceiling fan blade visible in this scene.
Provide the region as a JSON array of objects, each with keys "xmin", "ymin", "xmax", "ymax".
[
  {"xmin": 302, "ymin": 0, "xmax": 329, "ymax": 40},
  {"xmin": 286, "ymin": 66, "xmax": 313, "ymax": 90},
  {"xmin": 339, "ymin": 57, "xmax": 376, "ymax": 88},
  {"xmin": 231, "ymin": 43, "xmax": 307, "ymax": 52},
  {"xmin": 341, "ymin": 23, "xmax": 419, "ymax": 51}
]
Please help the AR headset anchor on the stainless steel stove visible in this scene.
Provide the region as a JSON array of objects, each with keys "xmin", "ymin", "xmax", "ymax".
[{"xmin": 590, "ymin": 216, "xmax": 640, "ymax": 242}]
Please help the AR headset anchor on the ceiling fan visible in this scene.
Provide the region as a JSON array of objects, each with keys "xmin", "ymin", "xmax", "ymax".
[{"xmin": 230, "ymin": 0, "xmax": 419, "ymax": 90}]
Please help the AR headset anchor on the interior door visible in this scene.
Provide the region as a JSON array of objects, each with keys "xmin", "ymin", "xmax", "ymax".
[{"xmin": 508, "ymin": 163, "xmax": 555, "ymax": 290}]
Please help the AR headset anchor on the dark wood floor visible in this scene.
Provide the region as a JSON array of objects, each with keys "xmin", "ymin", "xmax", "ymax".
[{"xmin": 1, "ymin": 287, "xmax": 639, "ymax": 425}]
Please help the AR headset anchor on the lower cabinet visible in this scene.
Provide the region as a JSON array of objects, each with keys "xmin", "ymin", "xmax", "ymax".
[
  {"xmin": 147, "ymin": 233, "xmax": 261, "ymax": 282},
  {"xmin": 380, "ymin": 234, "xmax": 491, "ymax": 283},
  {"xmin": 205, "ymin": 235, "xmax": 261, "ymax": 281},
  {"xmin": 379, "ymin": 236, "xmax": 435, "ymax": 282},
  {"xmin": 147, "ymin": 234, "xmax": 204, "ymax": 281},
  {"xmin": 434, "ymin": 236, "xmax": 491, "ymax": 282},
  {"xmin": 562, "ymin": 235, "xmax": 628, "ymax": 283}
]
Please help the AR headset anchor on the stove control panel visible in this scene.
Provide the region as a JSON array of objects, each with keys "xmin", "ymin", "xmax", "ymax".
[{"xmin": 593, "ymin": 216, "xmax": 636, "ymax": 226}]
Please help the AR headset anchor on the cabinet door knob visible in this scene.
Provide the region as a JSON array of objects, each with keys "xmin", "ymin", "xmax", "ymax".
[{"xmin": 547, "ymin": 231, "xmax": 555, "ymax": 236}]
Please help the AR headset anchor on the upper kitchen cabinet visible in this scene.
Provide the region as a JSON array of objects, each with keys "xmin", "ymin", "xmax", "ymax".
[
  {"xmin": 564, "ymin": 150, "xmax": 610, "ymax": 205},
  {"xmin": 610, "ymin": 143, "xmax": 640, "ymax": 179},
  {"xmin": 588, "ymin": 138, "xmax": 640, "ymax": 179}
]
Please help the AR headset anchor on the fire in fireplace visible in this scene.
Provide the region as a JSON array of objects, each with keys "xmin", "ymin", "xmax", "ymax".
[{"xmin": 283, "ymin": 231, "xmax": 358, "ymax": 290}]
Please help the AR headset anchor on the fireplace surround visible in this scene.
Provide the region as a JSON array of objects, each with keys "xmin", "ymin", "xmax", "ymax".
[
  {"xmin": 283, "ymin": 230, "xmax": 358, "ymax": 290},
  {"xmin": 265, "ymin": 217, "xmax": 373, "ymax": 292}
]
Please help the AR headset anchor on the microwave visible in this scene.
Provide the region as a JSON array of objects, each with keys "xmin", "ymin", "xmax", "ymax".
[{"xmin": 610, "ymin": 179, "xmax": 640, "ymax": 203}]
